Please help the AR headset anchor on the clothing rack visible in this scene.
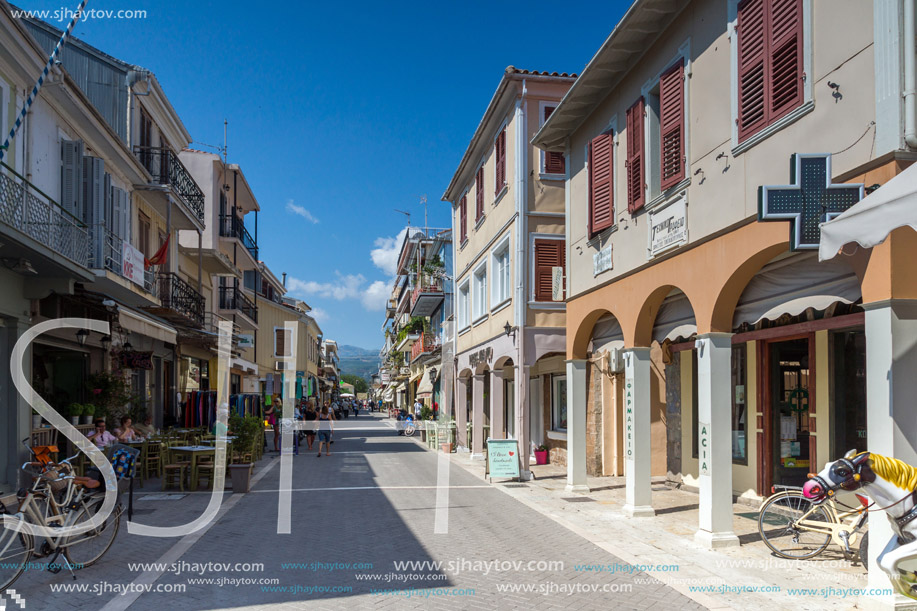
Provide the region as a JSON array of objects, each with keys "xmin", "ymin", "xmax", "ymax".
[
  {"xmin": 183, "ymin": 390, "xmax": 217, "ymax": 428},
  {"xmin": 229, "ymin": 393, "xmax": 262, "ymax": 419}
]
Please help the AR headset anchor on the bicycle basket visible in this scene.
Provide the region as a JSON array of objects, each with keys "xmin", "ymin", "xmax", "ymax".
[{"xmin": 39, "ymin": 468, "xmax": 69, "ymax": 493}]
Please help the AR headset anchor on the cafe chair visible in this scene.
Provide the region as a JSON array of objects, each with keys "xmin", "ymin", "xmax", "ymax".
[{"xmin": 161, "ymin": 443, "xmax": 187, "ymax": 493}]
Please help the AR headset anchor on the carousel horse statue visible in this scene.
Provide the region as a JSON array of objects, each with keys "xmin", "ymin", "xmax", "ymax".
[{"xmin": 804, "ymin": 451, "xmax": 917, "ymax": 600}]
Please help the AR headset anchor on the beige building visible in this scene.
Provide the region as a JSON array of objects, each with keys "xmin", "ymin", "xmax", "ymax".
[
  {"xmin": 533, "ymin": 0, "xmax": 917, "ymax": 590},
  {"xmin": 443, "ymin": 68, "xmax": 574, "ymax": 473}
]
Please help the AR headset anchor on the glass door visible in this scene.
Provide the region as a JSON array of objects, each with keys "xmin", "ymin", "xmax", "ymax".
[{"xmin": 770, "ymin": 338, "xmax": 811, "ymax": 487}]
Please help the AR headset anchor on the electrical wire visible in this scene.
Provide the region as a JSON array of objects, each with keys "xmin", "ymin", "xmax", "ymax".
[{"xmin": 831, "ymin": 121, "xmax": 875, "ymax": 156}]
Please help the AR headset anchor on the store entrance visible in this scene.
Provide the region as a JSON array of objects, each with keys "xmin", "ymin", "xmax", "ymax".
[{"xmin": 769, "ymin": 338, "xmax": 813, "ymax": 488}]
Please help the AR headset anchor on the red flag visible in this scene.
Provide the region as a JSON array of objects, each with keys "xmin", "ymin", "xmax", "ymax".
[{"xmin": 145, "ymin": 233, "xmax": 170, "ymax": 269}]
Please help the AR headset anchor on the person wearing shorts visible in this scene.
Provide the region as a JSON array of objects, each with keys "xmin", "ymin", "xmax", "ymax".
[
  {"xmin": 304, "ymin": 400, "xmax": 317, "ymax": 450},
  {"xmin": 316, "ymin": 405, "xmax": 333, "ymax": 457}
]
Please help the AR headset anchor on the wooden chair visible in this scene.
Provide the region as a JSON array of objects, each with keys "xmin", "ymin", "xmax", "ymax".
[
  {"xmin": 196, "ymin": 455, "xmax": 216, "ymax": 489},
  {"xmin": 144, "ymin": 441, "xmax": 162, "ymax": 480},
  {"xmin": 161, "ymin": 443, "xmax": 187, "ymax": 492}
]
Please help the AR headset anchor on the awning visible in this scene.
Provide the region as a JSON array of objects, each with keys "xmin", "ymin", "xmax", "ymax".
[
  {"xmin": 652, "ymin": 291, "xmax": 696, "ymax": 344},
  {"xmin": 819, "ymin": 162, "xmax": 917, "ymax": 261},
  {"xmin": 231, "ymin": 357, "xmax": 258, "ymax": 374},
  {"xmin": 416, "ymin": 365, "xmax": 438, "ymax": 398},
  {"xmin": 119, "ymin": 306, "xmax": 177, "ymax": 344},
  {"xmin": 409, "ymin": 369, "xmax": 424, "ymax": 384},
  {"xmin": 382, "ymin": 387, "xmax": 394, "ymax": 402}
]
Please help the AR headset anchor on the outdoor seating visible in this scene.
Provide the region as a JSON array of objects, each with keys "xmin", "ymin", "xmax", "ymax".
[
  {"xmin": 196, "ymin": 455, "xmax": 216, "ymax": 490},
  {"xmin": 161, "ymin": 443, "xmax": 187, "ymax": 492},
  {"xmin": 144, "ymin": 440, "xmax": 162, "ymax": 480}
]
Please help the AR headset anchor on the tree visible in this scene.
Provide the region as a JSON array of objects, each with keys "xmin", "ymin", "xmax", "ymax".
[{"xmin": 341, "ymin": 374, "xmax": 368, "ymax": 394}]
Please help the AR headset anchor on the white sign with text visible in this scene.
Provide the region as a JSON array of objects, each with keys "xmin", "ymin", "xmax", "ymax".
[
  {"xmin": 593, "ymin": 243, "xmax": 612, "ymax": 276},
  {"xmin": 648, "ymin": 193, "xmax": 688, "ymax": 256},
  {"xmin": 122, "ymin": 242, "xmax": 145, "ymax": 286}
]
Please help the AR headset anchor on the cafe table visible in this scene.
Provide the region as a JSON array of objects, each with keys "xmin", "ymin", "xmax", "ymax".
[{"xmin": 167, "ymin": 445, "xmax": 217, "ymax": 490}]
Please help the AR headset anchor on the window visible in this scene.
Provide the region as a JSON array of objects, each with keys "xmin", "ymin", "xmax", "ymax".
[
  {"xmin": 626, "ymin": 98, "xmax": 645, "ymax": 212},
  {"xmin": 533, "ymin": 238, "xmax": 565, "ymax": 302},
  {"xmin": 138, "ymin": 211, "xmax": 151, "ymax": 257},
  {"xmin": 243, "ymin": 269, "xmax": 261, "ymax": 292},
  {"xmin": 587, "ymin": 130, "xmax": 614, "ymax": 235},
  {"xmin": 274, "ymin": 327, "xmax": 292, "ymax": 358},
  {"xmin": 491, "ymin": 238, "xmax": 511, "ymax": 306},
  {"xmin": 472, "ymin": 263, "xmax": 487, "ymax": 321},
  {"xmin": 736, "ymin": 0, "xmax": 804, "ymax": 142},
  {"xmin": 475, "ymin": 166, "xmax": 485, "ymax": 222},
  {"xmin": 459, "ymin": 195, "xmax": 468, "ymax": 244},
  {"xmin": 552, "ymin": 374, "xmax": 567, "ymax": 431},
  {"xmin": 541, "ymin": 105, "xmax": 566, "ymax": 175},
  {"xmin": 732, "ymin": 344, "xmax": 748, "ymax": 464},
  {"xmin": 494, "ymin": 127, "xmax": 506, "ymax": 195},
  {"xmin": 458, "ymin": 280, "xmax": 470, "ymax": 329},
  {"xmin": 659, "ymin": 59, "xmax": 685, "ymax": 190}
]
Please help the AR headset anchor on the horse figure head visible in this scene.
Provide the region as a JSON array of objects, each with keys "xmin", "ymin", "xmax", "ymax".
[{"xmin": 803, "ymin": 449, "xmax": 874, "ymax": 502}]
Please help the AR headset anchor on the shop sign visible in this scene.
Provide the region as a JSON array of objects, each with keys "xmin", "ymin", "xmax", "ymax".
[
  {"xmin": 237, "ymin": 334, "xmax": 254, "ymax": 348},
  {"xmin": 381, "ymin": 371, "xmax": 391, "ymax": 383},
  {"xmin": 624, "ymin": 381, "xmax": 634, "ymax": 460},
  {"xmin": 648, "ymin": 194, "xmax": 687, "ymax": 256},
  {"xmin": 699, "ymin": 422, "xmax": 710, "ymax": 475},
  {"xmin": 486, "ymin": 438, "xmax": 520, "ymax": 479},
  {"xmin": 119, "ymin": 350, "xmax": 153, "ymax": 370},
  {"xmin": 593, "ymin": 243, "xmax": 612, "ymax": 276},
  {"xmin": 468, "ymin": 347, "xmax": 493, "ymax": 369},
  {"xmin": 122, "ymin": 242, "xmax": 146, "ymax": 286}
]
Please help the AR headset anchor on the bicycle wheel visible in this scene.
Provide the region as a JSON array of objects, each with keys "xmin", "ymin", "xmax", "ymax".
[
  {"xmin": 64, "ymin": 500, "xmax": 120, "ymax": 567},
  {"xmin": 758, "ymin": 491, "xmax": 833, "ymax": 559},
  {"xmin": 858, "ymin": 531, "xmax": 869, "ymax": 572},
  {"xmin": 0, "ymin": 525, "xmax": 33, "ymax": 593}
]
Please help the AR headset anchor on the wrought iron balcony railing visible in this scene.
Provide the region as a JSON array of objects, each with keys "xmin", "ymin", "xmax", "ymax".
[
  {"xmin": 411, "ymin": 331, "xmax": 439, "ymax": 362},
  {"xmin": 411, "ymin": 277, "xmax": 444, "ymax": 308},
  {"xmin": 219, "ymin": 214, "xmax": 258, "ymax": 260},
  {"xmin": 218, "ymin": 285, "xmax": 258, "ymax": 323},
  {"xmin": 133, "ymin": 146, "xmax": 205, "ymax": 225},
  {"xmin": 157, "ymin": 272, "xmax": 204, "ymax": 327},
  {"xmin": 0, "ymin": 162, "xmax": 89, "ymax": 267}
]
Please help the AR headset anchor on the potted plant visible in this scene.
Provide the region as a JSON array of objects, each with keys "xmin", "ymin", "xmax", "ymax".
[
  {"xmin": 81, "ymin": 403, "xmax": 96, "ymax": 424},
  {"xmin": 228, "ymin": 415, "xmax": 261, "ymax": 493},
  {"xmin": 534, "ymin": 444, "xmax": 549, "ymax": 465},
  {"xmin": 67, "ymin": 403, "xmax": 82, "ymax": 425}
]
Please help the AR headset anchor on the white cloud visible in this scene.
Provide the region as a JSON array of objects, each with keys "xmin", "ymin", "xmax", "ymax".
[
  {"xmin": 285, "ymin": 200, "xmax": 319, "ymax": 224},
  {"xmin": 309, "ymin": 307, "xmax": 329, "ymax": 323},
  {"xmin": 287, "ymin": 272, "xmax": 365, "ymax": 300},
  {"xmin": 361, "ymin": 280, "xmax": 390, "ymax": 311},
  {"xmin": 370, "ymin": 227, "xmax": 420, "ymax": 276}
]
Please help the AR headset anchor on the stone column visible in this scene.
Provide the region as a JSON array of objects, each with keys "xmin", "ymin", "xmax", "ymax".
[
  {"xmin": 471, "ymin": 374, "xmax": 485, "ymax": 460},
  {"xmin": 490, "ymin": 369, "xmax": 505, "ymax": 440},
  {"xmin": 623, "ymin": 348, "xmax": 654, "ymax": 516},
  {"xmin": 566, "ymin": 359, "xmax": 589, "ymax": 492},
  {"xmin": 455, "ymin": 375, "xmax": 468, "ymax": 450},
  {"xmin": 863, "ymin": 300, "xmax": 917, "ymax": 609},
  {"xmin": 694, "ymin": 333, "xmax": 739, "ymax": 548},
  {"xmin": 517, "ymin": 365, "xmax": 531, "ymax": 479}
]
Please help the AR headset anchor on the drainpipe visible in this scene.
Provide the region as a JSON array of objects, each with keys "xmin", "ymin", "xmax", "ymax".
[{"xmin": 905, "ymin": 0, "xmax": 917, "ymax": 149}]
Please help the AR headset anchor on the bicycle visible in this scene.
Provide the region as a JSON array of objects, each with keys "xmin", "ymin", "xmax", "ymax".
[
  {"xmin": 0, "ymin": 443, "xmax": 122, "ymax": 592},
  {"xmin": 758, "ymin": 484, "xmax": 869, "ymax": 567}
]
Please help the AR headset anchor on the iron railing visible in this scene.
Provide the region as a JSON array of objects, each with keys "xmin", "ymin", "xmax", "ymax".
[
  {"xmin": 132, "ymin": 146, "xmax": 205, "ymax": 224},
  {"xmin": 88, "ymin": 224, "xmax": 123, "ymax": 275},
  {"xmin": 411, "ymin": 331, "xmax": 439, "ymax": 362},
  {"xmin": 157, "ymin": 272, "xmax": 204, "ymax": 327},
  {"xmin": 219, "ymin": 214, "xmax": 258, "ymax": 260},
  {"xmin": 0, "ymin": 162, "xmax": 89, "ymax": 267},
  {"xmin": 411, "ymin": 276, "xmax": 444, "ymax": 308},
  {"xmin": 218, "ymin": 285, "xmax": 258, "ymax": 323}
]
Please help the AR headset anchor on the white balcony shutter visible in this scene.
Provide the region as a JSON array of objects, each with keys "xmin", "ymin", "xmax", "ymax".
[{"xmin": 60, "ymin": 140, "xmax": 83, "ymax": 219}]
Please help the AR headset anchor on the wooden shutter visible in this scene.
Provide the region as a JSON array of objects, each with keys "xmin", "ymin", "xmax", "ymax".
[
  {"xmin": 275, "ymin": 328, "xmax": 285, "ymax": 357},
  {"xmin": 768, "ymin": 0, "xmax": 803, "ymax": 122},
  {"xmin": 495, "ymin": 128, "xmax": 506, "ymax": 195},
  {"xmin": 459, "ymin": 195, "xmax": 467, "ymax": 243},
  {"xmin": 475, "ymin": 166, "xmax": 484, "ymax": 221},
  {"xmin": 543, "ymin": 106, "xmax": 566, "ymax": 175},
  {"xmin": 659, "ymin": 59, "xmax": 685, "ymax": 191},
  {"xmin": 533, "ymin": 239, "xmax": 565, "ymax": 302},
  {"xmin": 737, "ymin": 0, "xmax": 767, "ymax": 140},
  {"xmin": 587, "ymin": 131, "xmax": 613, "ymax": 236},
  {"xmin": 60, "ymin": 140, "xmax": 83, "ymax": 220},
  {"xmin": 626, "ymin": 98, "xmax": 645, "ymax": 212}
]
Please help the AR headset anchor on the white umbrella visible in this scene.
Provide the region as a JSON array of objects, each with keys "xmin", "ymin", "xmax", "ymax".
[{"xmin": 819, "ymin": 162, "xmax": 917, "ymax": 261}]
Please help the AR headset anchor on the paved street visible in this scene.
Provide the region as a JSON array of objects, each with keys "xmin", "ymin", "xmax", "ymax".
[{"xmin": 10, "ymin": 413, "xmax": 702, "ymax": 610}]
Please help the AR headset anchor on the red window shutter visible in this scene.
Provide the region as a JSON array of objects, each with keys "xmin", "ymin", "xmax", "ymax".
[
  {"xmin": 495, "ymin": 128, "xmax": 506, "ymax": 195},
  {"xmin": 475, "ymin": 166, "xmax": 484, "ymax": 221},
  {"xmin": 588, "ymin": 130, "xmax": 614, "ymax": 236},
  {"xmin": 533, "ymin": 239, "xmax": 565, "ymax": 302},
  {"xmin": 737, "ymin": 0, "xmax": 767, "ymax": 140},
  {"xmin": 768, "ymin": 0, "xmax": 803, "ymax": 122},
  {"xmin": 659, "ymin": 59, "xmax": 685, "ymax": 191},
  {"xmin": 626, "ymin": 97, "xmax": 645, "ymax": 213},
  {"xmin": 543, "ymin": 106, "xmax": 566, "ymax": 175},
  {"xmin": 459, "ymin": 195, "xmax": 467, "ymax": 243}
]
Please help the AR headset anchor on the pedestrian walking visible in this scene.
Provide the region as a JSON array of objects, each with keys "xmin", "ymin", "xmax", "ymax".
[
  {"xmin": 414, "ymin": 398, "xmax": 422, "ymax": 419},
  {"xmin": 304, "ymin": 400, "xmax": 317, "ymax": 450},
  {"xmin": 268, "ymin": 396, "xmax": 283, "ymax": 453},
  {"xmin": 316, "ymin": 405, "xmax": 333, "ymax": 457}
]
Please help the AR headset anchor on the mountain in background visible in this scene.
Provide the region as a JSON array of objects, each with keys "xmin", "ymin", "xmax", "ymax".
[{"xmin": 337, "ymin": 345, "xmax": 380, "ymax": 381}]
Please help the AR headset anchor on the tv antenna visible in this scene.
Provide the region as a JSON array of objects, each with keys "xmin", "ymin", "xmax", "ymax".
[{"xmin": 394, "ymin": 209, "xmax": 411, "ymax": 226}]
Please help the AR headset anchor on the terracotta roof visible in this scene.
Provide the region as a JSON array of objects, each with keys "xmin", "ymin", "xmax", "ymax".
[{"xmin": 505, "ymin": 66, "xmax": 578, "ymax": 78}]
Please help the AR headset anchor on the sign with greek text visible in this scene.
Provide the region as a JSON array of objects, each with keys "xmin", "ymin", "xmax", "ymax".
[
  {"xmin": 593, "ymin": 244, "xmax": 612, "ymax": 276},
  {"xmin": 122, "ymin": 242, "xmax": 145, "ymax": 286},
  {"xmin": 486, "ymin": 438, "xmax": 520, "ymax": 479},
  {"xmin": 649, "ymin": 194, "xmax": 688, "ymax": 256},
  {"xmin": 625, "ymin": 382, "xmax": 634, "ymax": 460}
]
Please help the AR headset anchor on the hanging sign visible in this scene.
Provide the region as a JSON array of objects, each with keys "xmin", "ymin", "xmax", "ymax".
[
  {"xmin": 122, "ymin": 242, "xmax": 146, "ymax": 286},
  {"xmin": 119, "ymin": 350, "xmax": 153, "ymax": 370},
  {"xmin": 649, "ymin": 194, "xmax": 688, "ymax": 256},
  {"xmin": 486, "ymin": 438, "xmax": 520, "ymax": 479},
  {"xmin": 237, "ymin": 334, "xmax": 254, "ymax": 348}
]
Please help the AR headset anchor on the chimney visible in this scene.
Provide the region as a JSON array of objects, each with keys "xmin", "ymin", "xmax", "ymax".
[{"xmin": 282, "ymin": 272, "xmax": 287, "ymax": 288}]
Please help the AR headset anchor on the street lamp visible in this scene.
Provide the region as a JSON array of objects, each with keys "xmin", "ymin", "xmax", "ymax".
[
  {"xmin": 75, "ymin": 329, "xmax": 89, "ymax": 346},
  {"xmin": 100, "ymin": 336, "xmax": 111, "ymax": 351}
]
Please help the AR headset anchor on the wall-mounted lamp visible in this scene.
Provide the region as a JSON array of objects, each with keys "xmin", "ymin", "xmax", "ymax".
[
  {"xmin": 76, "ymin": 329, "xmax": 89, "ymax": 346},
  {"xmin": 100, "ymin": 335, "xmax": 111, "ymax": 351},
  {"xmin": 866, "ymin": 183, "xmax": 881, "ymax": 194},
  {"xmin": 122, "ymin": 341, "xmax": 133, "ymax": 352},
  {"xmin": 503, "ymin": 322, "xmax": 517, "ymax": 338}
]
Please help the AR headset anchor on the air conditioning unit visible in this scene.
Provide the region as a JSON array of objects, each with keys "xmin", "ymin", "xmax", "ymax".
[{"xmin": 276, "ymin": 361, "xmax": 293, "ymax": 371}]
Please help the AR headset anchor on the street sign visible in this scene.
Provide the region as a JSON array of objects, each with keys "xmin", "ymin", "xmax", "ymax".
[
  {"xmin": 551, "ymin": 266, "xmax": 564, "ymax": 301},
  {"xmin": 486, "ymin": 438, "xmax": 520, "ymax": 479}
]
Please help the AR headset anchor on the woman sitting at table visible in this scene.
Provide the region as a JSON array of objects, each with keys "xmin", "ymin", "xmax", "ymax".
[{"xmin": 113, "ymin": 416, "xmax": 140, "ymax": 442}]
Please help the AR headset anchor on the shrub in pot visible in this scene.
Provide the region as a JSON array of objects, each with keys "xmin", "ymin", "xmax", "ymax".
[
  {"xmin": 534, "ymin": 444, "xmax": 549, "ymax": 465},
  {"xmin": 228, "ymin": 415, "xmax": 262, "ymax": 493},
  {"xmin": 81, "ymin": 404, "xmax": 96, "ymax": 425},
  {"xmin": 67, "ymin": 403, "xmax": 82, "ymax": 425}
]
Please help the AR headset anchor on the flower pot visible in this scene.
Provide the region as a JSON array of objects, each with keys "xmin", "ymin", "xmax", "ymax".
[
  {"xmin": 82, "ymin": 415, "xmax": 93, "ymax": 424},
  {"xmin": 70, "ymin": 416, "xmax": 80, "ymax": 425},
  {"xmin": 229, "ymin": 463, "xmax": 253, "ymax": 493},
  {"xmin": 534, "ymin": 450, "xmax": 549, "ymax": 465},
  {"xmin": 31, "ymin": 415, "xmax": 42, "ymax": 429},
  {"xmin": 441, "ymin": 442, "xmax": 453, "ymax": 454}
]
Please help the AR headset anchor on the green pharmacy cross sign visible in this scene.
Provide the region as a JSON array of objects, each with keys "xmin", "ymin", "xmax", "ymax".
[{"xmin": 758, "ymin": 154, "xmax": 863, "ymax": 250}]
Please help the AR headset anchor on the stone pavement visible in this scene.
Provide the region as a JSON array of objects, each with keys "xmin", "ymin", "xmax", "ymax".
[{"xmin": 7, "ymin": 412, "xmax": 704, "ymax": 610}]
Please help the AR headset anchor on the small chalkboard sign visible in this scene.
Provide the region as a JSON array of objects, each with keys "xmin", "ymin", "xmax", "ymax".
[{"xmin": 485, "ymin": 438, "xmax": 520, "ymax": 482}]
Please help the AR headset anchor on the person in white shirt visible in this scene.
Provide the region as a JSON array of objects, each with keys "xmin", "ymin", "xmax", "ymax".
[{"xmin": 86, "ymin": 418, "xmax": 117, "ymax": 448}]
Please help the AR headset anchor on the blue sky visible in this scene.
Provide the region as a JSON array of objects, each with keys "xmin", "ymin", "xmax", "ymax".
[{"xmin": 20, "ymin": 0, "xmax": 627, "ymax": 349}]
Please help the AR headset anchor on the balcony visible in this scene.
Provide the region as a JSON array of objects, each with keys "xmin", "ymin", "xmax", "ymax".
[
  {"xmin": 219, "ymin": 214, "xmax": 258, "ymax": 262},
  {"xmin": 147, "ymin": 272, "xmax": 204, "ymax": 328},
  {"xmin": 410, "ymin": 332, "xmax": 439, "ymax": 362},
  {"xmin": 218, "ymin": 285, "xmax": 258, "ymax": 327},
  {"xmin": 0, "ymin": 162, "xmax": 89, "ymax": 268},
  {"xmin": 410, "ymin": 277, "xmax": 444, "ymax": 317},
  {"xmin": 133, "ymin": 146, "xmax": 205, "ymax": 225}
]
